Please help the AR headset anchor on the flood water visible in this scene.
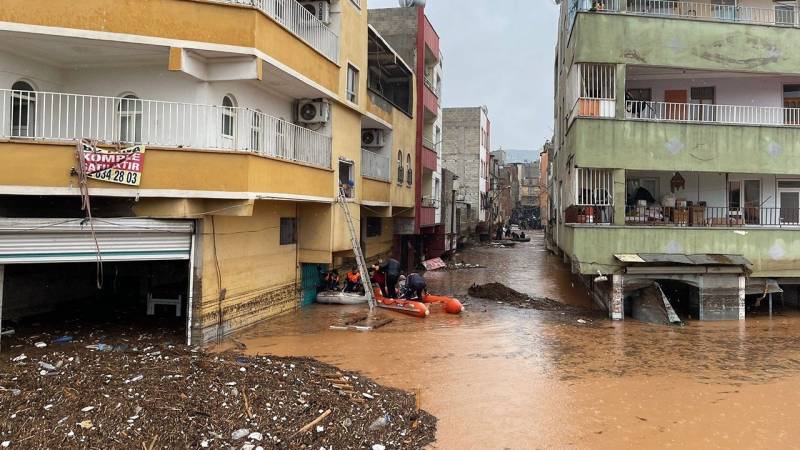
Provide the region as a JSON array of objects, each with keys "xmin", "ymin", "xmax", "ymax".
[{"xmin": 232, "ymin": 233, "xmax": 800, "ymax": 449}]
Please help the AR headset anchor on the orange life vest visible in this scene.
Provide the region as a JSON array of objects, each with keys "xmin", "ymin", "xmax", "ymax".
[{"xmin": 346, "ymin": 271, "xmax": 361, "ymax": 283}]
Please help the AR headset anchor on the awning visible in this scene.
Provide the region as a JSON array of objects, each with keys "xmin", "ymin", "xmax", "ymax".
[
  {"xmin": 615, "ymin": 253, "xmax": 752, "ymax": 267},
  {"xmin": 0, "ymin": 218, "xmax": 194, "ymax": 264},
  {"xmin": 745, "ymin": 278, "xmax": 783, "ymax": 295}
]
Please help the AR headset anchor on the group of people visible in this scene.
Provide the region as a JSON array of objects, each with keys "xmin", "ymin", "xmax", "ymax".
[{"xmin": 319, "ymin": 258, "xmax": 427, "ymax": 300}]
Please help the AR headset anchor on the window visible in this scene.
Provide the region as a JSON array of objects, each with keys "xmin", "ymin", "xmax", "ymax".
[
  {"xmin": 117, "ymin": 94, "xmax": 142, "ymax": 143},
  {"xmin": 729, "ymin": 180, "xmax": 761, "ymax": 224},
  {"xmin": 250, "ymin": 111, "xmax": 262, "ymax": 151},
  {"xmin": 406, "ymin": 153, "xmax": 412, "ymax": 186},
  {"xmin": 339, "ymin": 160, "xmax": 354, "ymax": 197},
  {"xmin": 397, "ymin": 150, "xmax": 404, "ymax": 184},
  {"xmin": 221, "ymin": 95, "xmax": 236, "ymax": 138},
  {"xmin": 280, "ymin": 218, "xmax": 296, "ymax": 245},
  {"xmin": 783, "ymin": 85, "xmax": 800, "ymax": 124},
  {"xmin": 434, "ymin": 126, "xmax": 441, "ymax": 152},
  {"xmin": 690, "ymin": 87, "xmax": 715, "ymax": 121},
  {"xmin": 346, "ymin": 65, "xmax": 359, "ymax": 103},
  {"xmin": 275, "ymin": 118, "xmax": 287, "ymax": 157},
  {"xmin": 11, "ymin": 80, "xmax": 35, "ymax": 138},
  {"xmin": 366, "ymin": 217, "xmax": 382, "ymax": 237}
]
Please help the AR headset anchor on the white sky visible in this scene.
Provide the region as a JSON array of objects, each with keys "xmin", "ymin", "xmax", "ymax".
[{"xmin": 367, "ymin": 0, "xmax": 560, "ymax": 151}]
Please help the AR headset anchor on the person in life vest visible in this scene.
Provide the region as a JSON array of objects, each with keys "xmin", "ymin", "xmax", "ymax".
[{"xmin": 343, "ymin": 266, "xmax": 362, "ymax": 293}]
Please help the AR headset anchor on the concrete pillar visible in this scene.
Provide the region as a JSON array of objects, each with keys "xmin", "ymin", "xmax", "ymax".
[
  {"xmin": 738, "ymin": 275, "xmax": 746, "ymax": 321},
  {"xmin": 611, "ymin": 274, "xmax": 624, "ymax": 320},
  {"xmin": 614, "ymin": 64, "xmax": 627, "ymax": 120},
  {"xmin": 612, "ymin": 169, "xmax": 625, "ymax": 225}
]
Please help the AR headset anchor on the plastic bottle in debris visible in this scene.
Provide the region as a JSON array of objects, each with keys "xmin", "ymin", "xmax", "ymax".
[{"xmin": 368, "ymin": 415, "xmax": 390, "ymax": 431}]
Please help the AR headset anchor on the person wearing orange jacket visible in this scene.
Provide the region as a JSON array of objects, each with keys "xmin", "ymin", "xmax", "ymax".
[{"xmin": 343, "ymin": 266, "xmax": 362, "ymax": 293}]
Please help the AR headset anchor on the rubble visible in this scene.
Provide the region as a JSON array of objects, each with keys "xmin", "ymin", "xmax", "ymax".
[
  {"xmin": 468, "ymin": 283, "xmax": 583, "ymax": 312},
  {"xmin": 0, "ymin": 326, "xmax": 437, "ymax": 449}
]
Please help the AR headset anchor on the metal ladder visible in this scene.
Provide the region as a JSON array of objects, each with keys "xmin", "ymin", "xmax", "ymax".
[{"xmin": 336, "ymin": 186, "xmax": 376, "ymax": 309}]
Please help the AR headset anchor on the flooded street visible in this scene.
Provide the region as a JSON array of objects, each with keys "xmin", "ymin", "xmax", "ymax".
[{"xmin": 233, "ymin": 233, "xmax": 800, "ymax": 449}]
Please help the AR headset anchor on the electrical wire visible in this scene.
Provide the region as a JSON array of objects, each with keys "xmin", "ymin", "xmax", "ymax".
[
  {"xmin": 76, "ymin": 140, "xmax": 104, "ymax": 289},
  {"xmin": 210, "ymin": 216, "xmax": 224, "ymax": 343}
]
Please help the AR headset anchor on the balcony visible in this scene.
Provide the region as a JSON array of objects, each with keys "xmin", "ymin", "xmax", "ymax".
[
  {"xmin": 424, "ymin": 75, "xmax": 441, "ymax": 98},
  {"xmin": 625, "ymin": 101, "xmax": 800, "ymax": 128},
  {"xmin": 576, "ymin": 0, "xmax": 797, "ymax": 28},
  {"xmin": 220, "ymin": 0, "xmax": 339, "ymax": 61},
  {"xmin": 421, "ymin": 143, "xmax": 438, "ymax": 171},
  {"xmin": 1, "ymin": 89, "xmax": 332, "ymax": 169},
  {"xmin": 361, "ymin": 149, "xmax": 390, "ymax": 182},
  {"xmin": 625, "ymin": 205, "xmax": 800, "ymax": 227},
  {"xmin": 420, "ymin": 204, "xmax": 438, "ymax": 227}
]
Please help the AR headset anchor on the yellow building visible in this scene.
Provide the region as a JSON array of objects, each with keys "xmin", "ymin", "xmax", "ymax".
[{"xmin": 0, "ymin": 0, "xmax": 415, "ymax": 344}]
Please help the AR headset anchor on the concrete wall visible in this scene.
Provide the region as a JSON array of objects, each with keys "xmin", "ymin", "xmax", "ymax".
[
  {"xmin": 196, "ymin": 200, "xmax": 300, "ymax": 341},
  {"xmin": 443, "ymin": 107, "xmax": 484, "ymax": 235},
  {"xmin": 368, "ymin": 8, "xmax": 419, "ymax": 72},
  {"xmin": 563, "ymin": 225, "xmax": 800, "ymax": 277}
]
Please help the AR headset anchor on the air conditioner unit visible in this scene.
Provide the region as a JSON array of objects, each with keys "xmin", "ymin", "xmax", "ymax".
[
  {"xmin": 297, "ymin": 99, "xmax": 330, "ymax": 125},
  {"xmin": 300, "ymin": 1, "xmax": 331, "ymax": 25},
  {"xmin": 361, "ymin": 129, "xmax": 384, "ymax": 148}
]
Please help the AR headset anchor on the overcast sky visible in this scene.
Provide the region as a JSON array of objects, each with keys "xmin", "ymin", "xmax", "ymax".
[{"xmin": 368, "ymin": 0, "xmax": 560, "ymax": 153}]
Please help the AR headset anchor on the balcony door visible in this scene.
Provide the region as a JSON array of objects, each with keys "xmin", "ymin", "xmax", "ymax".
[
  {"xmin": 783, "ymin": 85, "xmax": 800, "ymax": 124},
  {"xmin": 728, "ymin": 180, "xmax": 760, "ymax": 225},
  {"xmin": 664, "ymin": 90, "xmax": 687, "ymax": 120},
  {"xmin": 11, "ymin": 81, "xmax": 36, "ymax": 138},
  {"xmin": 778, "ymin": 180, "xmax": 800, "ymax": 225}
]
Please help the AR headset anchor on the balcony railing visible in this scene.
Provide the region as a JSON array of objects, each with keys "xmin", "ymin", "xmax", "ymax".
[
  {"xmin": 578, "ymin": 0, "xmax": 796, "ymax": 28},
  {"xmin": 422, "ymin": 136, "xmax": 437, "ymax": 151},
  {"xmin": 219, "ymin": 0, "xmax": 339, "ymax": 61},
  {"xmin": 424, "ymin": 75, "xmax": 441, "ymax": 97},
  {"xmin": 421, "ymin": 197, "xmax": 440, "ymax": 208},
  {"xmin": 361, "ymin": 149, "xmax": 390, "ymax": 182},
  {"xmin": 625, "ymin": 205, "xmax": 800, "ymax": 227},
  {"xmin": 1, "ymin": 89, "xmax": 332, "ymax": 169},
  {"xmin": 625, "ymin": 100, "xmax": 800, "ymax": 128}
]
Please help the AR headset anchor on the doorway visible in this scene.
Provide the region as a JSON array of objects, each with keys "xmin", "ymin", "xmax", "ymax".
[{"xmin": 664, "ymin": 90, "xmax": 687, "ymax": 120}]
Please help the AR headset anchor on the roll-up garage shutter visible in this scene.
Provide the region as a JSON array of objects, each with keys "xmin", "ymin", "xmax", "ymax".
[{"xmin": 0, "ymin": 218, "xmax": 194, "ymax": 264}]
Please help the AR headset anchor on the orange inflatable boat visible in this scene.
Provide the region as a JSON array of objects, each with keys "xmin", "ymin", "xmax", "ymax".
[
  {"xmin": 421, "ymin": 294, "xmax": 464, "ymax": 315},
  {"xmin": 374, "ymin": 289, "xmax": 429, "ymax": 318}
]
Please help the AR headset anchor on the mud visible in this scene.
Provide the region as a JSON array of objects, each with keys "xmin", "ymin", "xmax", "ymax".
[
  {"xmin": 467, "ymin": 282, "xmax": 579, "ymax": 311},
  {"xmin": 0, "ymin": 325, "xmax": 435, "ymax": 449},
  {"xmin": 230, "ymin": 232, "xmax": 800, "ymax": 449}
]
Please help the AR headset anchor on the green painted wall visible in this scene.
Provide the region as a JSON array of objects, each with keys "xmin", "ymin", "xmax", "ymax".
[
  {"xmin": 570, "ymin": 118, "xmax": 800, "ymax": 174},
  {"xmin": 563, "ymin": 225, "xmax": 800, "ymax": 277},
  {"xmin": 573, "ymin": 13, "xmax": 800, "ymax": 75}
]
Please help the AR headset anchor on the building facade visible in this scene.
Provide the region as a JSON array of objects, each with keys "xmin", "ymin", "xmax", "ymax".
[
  {"xmin": 369, "ymin": 4, "xmax": 448, "ymax": 267},
  {"xmin": 442, "ymin": 106, "xmax": 491, "ymax": 243},
  {"xmin": 0, "ymin": 0, "xmax": 415, "ymax": 344},
  {"xmin": 551, "ymin": 0, "xmax": 800, "ymax": 322}
]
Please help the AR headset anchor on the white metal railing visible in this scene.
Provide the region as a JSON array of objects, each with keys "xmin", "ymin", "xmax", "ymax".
[
  {"xmin": 568, "ymin": 63, "xmax": 616, "ymax": 122},
  {"xmin": 361, "ymin": 149, "xmax": 390, "ymax": 182},
  {"xmin": 424, "ymin": 75, "xmax": 440, "ymax": 97},
  {"xmin": 0, "ymin": 89, "xmax": 332, "ymax": 169},
  {"xmin": 578, "ymin": 0, "xmax": 796, "ymax": 27},
  {"xmin": 625, "ymin": 100, "xmax": 800, "ymax": 128},
  {"xmin": 422, "ymin": 136, "xmax": 437, "ymax": 151},
  {"xmin": 219, "ymin": 0, "xmax": 339, "ymax": 61},
  {"xmin": 575, "ymin": 168, "xmax": 613, "ymax": 206}
]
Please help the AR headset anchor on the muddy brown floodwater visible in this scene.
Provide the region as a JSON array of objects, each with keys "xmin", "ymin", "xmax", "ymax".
[{"xmin": 232, "ymin": 232, "xmax": 800, "ymax": 449}]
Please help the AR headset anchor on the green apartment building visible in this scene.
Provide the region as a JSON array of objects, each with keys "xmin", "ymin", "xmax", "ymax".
[{"xmin": 551, "ymin": 0, "xmax": 800, "ymax": 321}]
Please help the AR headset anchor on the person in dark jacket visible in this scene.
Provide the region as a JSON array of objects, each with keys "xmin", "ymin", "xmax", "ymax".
[
  {"xmin": 378, "ymin": 258, "xmax": 402, "ymax": 298},
  {"xmin": 405, "ymin": 273, "xmax": 427, "ymax": 301}
]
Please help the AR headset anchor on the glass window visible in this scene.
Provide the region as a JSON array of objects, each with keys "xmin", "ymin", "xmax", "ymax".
[
  {"xmin": 280, "ymin": 218, "xmax": 296, "ymax": 245},
  {"xmin": 250, "ymin": 111, "xmax": 262, "ymax": 151},
  {"xmin": 117, "ymin": 94, "xmax": 142, "ymax": 144},
  {"xmin": 366, "ymin": 217, "xmax": 382, "ymax": 237},
  {"xmin": 221, "ymin": 95, "xmax": 236, "ymax": 138},
  {"xmin": 11, "ymin": 80, "xmax": 35, "ymax": 138},
  {"xmin": 397, "ymin": 150, "xmax": 404, "ymax": 183},
  {"xmin": 346, "ymin": 65, "xmax": 359, "ymax": 103},
  {"xmin": 406, "ymin": 153, "xmax": 412, "ymax": 186}
]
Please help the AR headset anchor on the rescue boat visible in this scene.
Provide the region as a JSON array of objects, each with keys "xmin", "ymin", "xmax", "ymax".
[
  {"xmin": 373, "ymin": 289, "xmax": 430, "ymax": 318},
  {"xmin": 421, "ymin": 293, "xmax": 464, "ymax": 314},
  {"xmin": 315, "ymin": 291, "xmax": 368, "ymax": 305}
]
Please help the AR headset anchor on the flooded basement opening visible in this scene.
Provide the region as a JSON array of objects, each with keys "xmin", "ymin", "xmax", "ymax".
[{"xmin": 2, "ymin": 260, "xmax": 188, "ymax": 338}]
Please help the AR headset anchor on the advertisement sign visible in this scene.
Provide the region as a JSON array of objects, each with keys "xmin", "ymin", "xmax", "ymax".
[{"xmin": 81, "ymin": 143, "xmax": 145, "ymax": 186}]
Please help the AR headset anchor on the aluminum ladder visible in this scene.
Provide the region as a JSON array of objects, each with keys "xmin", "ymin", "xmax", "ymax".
[{"xmin": 336, "ymin": 186, "xmax": 376, "ymax": 309}]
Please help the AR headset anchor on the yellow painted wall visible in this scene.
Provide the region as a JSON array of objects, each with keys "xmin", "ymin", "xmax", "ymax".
[
  {"xmin": 390, "ymin": 104, "xmax": 417, "ymax": 210},
  {"xmin": 364, "ymin": 216, "xmax": 394, "ymax": 261},
  {"xmin": 338, "ymin": 0, "xmax": 370, "ymax": 110},
  {"xmin": 297, "ymin": 202, "xmax": 333, "ymax": 264},
  {"xmin": 362, "ymin": 178, "xmax": 391, "ymax": 204},
  {"xmin": 0, "ymin": 0, "xmax": 338, "ymax": 93},
  {"xmin": 0, "ymin": 142, "xmax": 333, "ymax": 199},
  {"xmin": 197, "ymin": 200, "xmax": 299, "ymax": 339}
]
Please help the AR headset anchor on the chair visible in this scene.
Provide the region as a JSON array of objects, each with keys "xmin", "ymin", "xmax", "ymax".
[{"xmin": 146, "ymin": 293, "xmax": 182, "ymax": 317}]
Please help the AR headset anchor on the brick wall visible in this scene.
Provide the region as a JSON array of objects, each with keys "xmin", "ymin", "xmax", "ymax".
[{"xmin": 443, "ymin": 107, "xmax": 483, "ymax": 237}]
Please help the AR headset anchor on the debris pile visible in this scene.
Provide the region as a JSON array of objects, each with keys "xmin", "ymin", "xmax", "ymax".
[
  {"xmin": 443, "ymin": 262, "xmax": 485, "ymax": 271},
  {"xmin": 468, "ymin": 283, "xmax": 577, "ymax": 311},
  {"xmin": 0, "ymin": 328, "xmax": 436, "ymax": 449}
]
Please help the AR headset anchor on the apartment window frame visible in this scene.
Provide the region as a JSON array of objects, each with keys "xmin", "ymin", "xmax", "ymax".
[
  {"xmin": 279, "ymin": 217, "xmax": 297, "ymax": 245},
  {"xmin": 690, "ymin": 86, "xmax": 716, "ymax": 121},
  {"xmin": 346, "ymin": 64, "xmax": 359, "ymax": 104},
  {"xmin": 11, "ymin": 80, "xmax": 36, "ymax": 138},
  {"xmin": 250, "ymin": 109, "xmax": 262, "ymax": 151},
  {"xmin": 397, "ymin": 150, "xmax": 404, "ymax": 184},
  {"xmin": 406, "ymin": 153, "xmax": 413, "ymax": 186},
  {"xmin": 366, "ymin": 217, "xmax": 382, "ymax": 237},
  {"xmin": 116, "ymin": 93, "xmax": 143, "ymax": 144},
  {"xmin": 221, "ymin": 94, "xmax": 237, "ymax": 139}
]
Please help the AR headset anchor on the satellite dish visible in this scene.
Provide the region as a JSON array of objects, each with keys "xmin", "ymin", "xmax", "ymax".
[{"xmin": 399, "ymin": 0, "xmax": 425, "ymax": 7}]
